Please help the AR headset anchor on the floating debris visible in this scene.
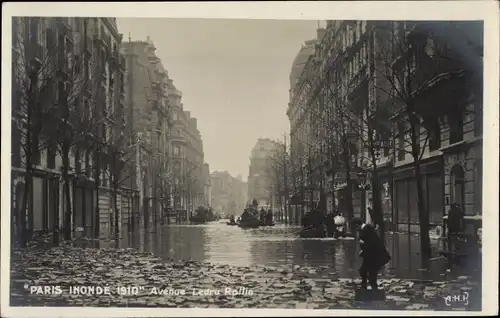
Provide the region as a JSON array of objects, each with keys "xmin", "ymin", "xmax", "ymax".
[{"xmin": 9, "ymin": 246, "xmax": 481, "ymax": 310}]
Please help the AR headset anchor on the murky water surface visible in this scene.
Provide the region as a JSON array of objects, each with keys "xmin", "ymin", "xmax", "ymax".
[{"xmin": 114, "ymin": 221, "xmax": 479, "ymax": 280}]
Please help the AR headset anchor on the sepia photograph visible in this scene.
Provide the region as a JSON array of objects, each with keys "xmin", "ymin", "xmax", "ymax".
[{"xmin": 1, "ymin": 1, "xmax": 498, "ymax": 317}]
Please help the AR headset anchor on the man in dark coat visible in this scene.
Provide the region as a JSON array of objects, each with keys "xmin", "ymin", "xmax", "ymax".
[
  {"xmin": 259, "ymin": 208, "xmax": 266, "ymax": 224},
  {"xmin": 325, "ymin": 212, "xmax": 335, "ymax": 237},
  {"xmin": 266, "ymin": 209, "xmax": 274, "ymax": 225},
  {"xmin": 351, "ymin": 217, "xmax": 391, "ymax": 290}
]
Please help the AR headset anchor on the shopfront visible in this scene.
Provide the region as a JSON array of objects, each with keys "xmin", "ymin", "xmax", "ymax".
[{"xmin": 393, "ymin": 157, "xmax": 444, "ymax": 233}]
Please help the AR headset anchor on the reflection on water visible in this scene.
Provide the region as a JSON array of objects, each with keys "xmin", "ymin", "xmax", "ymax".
[{"xmin": 111, "ymin": 221, "xmax": 479, "ymax": 280}]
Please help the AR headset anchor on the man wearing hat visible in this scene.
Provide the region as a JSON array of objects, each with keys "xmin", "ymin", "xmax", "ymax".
[{"xmin": 351, "ymin": 217, "xmax": 391, "ymax": 290}]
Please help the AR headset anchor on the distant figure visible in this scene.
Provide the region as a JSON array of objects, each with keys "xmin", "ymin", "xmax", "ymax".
[
  {"xmin": 447, "ymin": 203, "xmax": 465, "ymax": 251},
  {"xmin": 351, "ymin": 217, "xmax": 391, "ymax": 290},
  {"xmin": 325, "ymin": 212, "xmax": 335, "ymax": 237},
  {"xmin": 266, "ymin": 209, "xmax": 274, "ymax": 225},
  {"xmin": 229, "ymin": 215, "xmax": 236, "ymax": 224},
  {"xmin": 252, "ymin": 199, "xmax": 259, "ymax": 207},
  {"xmin": 259, "ymin": 208, "xmax": 266, "ymax": 224},
  {"xmin": 301, "ymin": 212, "xmax": 308, "ymax": 227},
  {"xmin": 311, "ymin": 208, "xmax": 324, "ymax": 228}
]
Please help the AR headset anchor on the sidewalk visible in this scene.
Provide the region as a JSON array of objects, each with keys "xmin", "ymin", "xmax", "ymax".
[{"xmin": 9, "ymin": 245, "xmax": 481, "ymax": 310}]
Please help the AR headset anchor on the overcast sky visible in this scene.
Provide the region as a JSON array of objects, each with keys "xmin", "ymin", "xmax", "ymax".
[{"xmin": 116, "ymin": 18, "xmax": 318, "ymax": 181}]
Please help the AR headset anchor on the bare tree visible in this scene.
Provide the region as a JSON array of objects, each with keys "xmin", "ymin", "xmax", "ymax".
[
  {"xmin": 265, "ymin": 149, "xmax": 284, "ymax": 214},
  {"xmin": 307, "ymin": 70, "xmax": 358, "ymax": 227},
  {"xmin": 105, "ymin": 117, "xmax": 132, "ymax": 241},
  {"xmin": 366, "ymin": 21, "xmax": 482, "ymax": 257},
  {"xmin": 11, "ymin": 17, "xmax": 60, "ymax": 246},
  {"xmin": 48, "ymin": 18, "xmax": 109, "ymax": 241}
]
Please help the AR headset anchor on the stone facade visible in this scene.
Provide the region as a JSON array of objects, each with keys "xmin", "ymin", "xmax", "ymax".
[
  {"xmin": 211, "ymin": 171, "xmax": 247, "ymax": 217},
  {"xmin": 121, "ymin": 37, "xmax": 171, "ymax": 228},
  {"xmin": 247, "ymin": 138, "xmax": 282, "ymax": 207},
  {"xmin": 11, "ymin": 17, "xmax": 127, "ymax": 241},
  {"xmin": 286, "ymin": 20, "xmax": 483, "ymax": 233}
]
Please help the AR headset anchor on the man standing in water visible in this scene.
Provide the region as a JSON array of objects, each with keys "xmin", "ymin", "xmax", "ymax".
[{"xmin": 351, "ymin": 217, "xmax": 391, "ymax": 290}]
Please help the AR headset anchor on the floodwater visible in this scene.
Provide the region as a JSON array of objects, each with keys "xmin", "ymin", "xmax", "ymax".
[{"xmin": 114, "ymin": 220, "xmax": 480, "ymax": 280}]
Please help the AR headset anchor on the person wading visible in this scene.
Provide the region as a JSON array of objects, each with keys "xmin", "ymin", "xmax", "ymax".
[
  {"xmin": 325, "ymin": 212, "xmax": 335, "ymax": 237},
  {"xmin": 351, "ymin": 217, "xmax": 391, "ymax": 290}
]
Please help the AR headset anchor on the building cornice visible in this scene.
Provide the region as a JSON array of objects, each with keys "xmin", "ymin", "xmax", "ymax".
[{"xmin": 101, "ymin": 18, "xmax": 122, "ymax": 42}]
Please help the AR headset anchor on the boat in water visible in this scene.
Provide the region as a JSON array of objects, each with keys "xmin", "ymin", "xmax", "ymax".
[
  {"xmin": 260, "ymin": 221, "xmax": 275, "ymax": 227},
  {"xmin": 299, "ymin": 226, "xmax": 326, "ymax": 238},
  {"xmin": 238, "ymin": 223, "xmax": 260, "ymax": 229},
  {"xmin": 190, "ymin": 206, "xmax": 213, "ymax": 224},
  {"xmin": 237, "ymin": 207, "xmax": 261, "ymax": 229}
]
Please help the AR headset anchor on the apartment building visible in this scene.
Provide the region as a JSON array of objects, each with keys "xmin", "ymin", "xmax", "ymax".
[
  {"xmin": 247, "ymin": 138, "xmax": 282, "ymax": 207},
  {"xmin": 211, "ymin": 171, "xmax": 246, "ymax": 217},
  {"xmin": 11, "ymin": 17, "xmax": 126, "ymax": 242},
  {"xmin": 286, "ymin": 20, "xmax": 483, "ymax": 233},
  {"xmin": 167, "ymin": 80, "xmax": 206, "ymax": 217},
  {"xmin": 121, "ymin": 36, "xmax": 172, "ymax": 228},
  {"xmin": 202, "ymin": 163, "xmax": 212, "ymax": 208}
]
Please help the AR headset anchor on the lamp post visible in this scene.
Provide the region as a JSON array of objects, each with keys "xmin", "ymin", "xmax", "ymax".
[
  {"xmin": 74, "ymin": 172, "xmax": 89, "ymax": 237},
  {"xmin": 125, "ymin": 132, "xmax": 143, "ymax": 232}
]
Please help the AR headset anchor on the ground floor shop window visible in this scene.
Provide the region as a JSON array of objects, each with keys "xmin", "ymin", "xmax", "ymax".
[
  {"xmin": 427, "ymin": 173, "xmax": 444, "ymax": 224},
  {"xmin": 32, "ymin": 177, "xmax": 44, "ymax": 231},
  {"xmin": 396, "ymin": 180, "xmax": 408, "ymax": 223},
  {"xmin": 450, "ymin": 164, "xmax": 465, "ymax": 209},
  {"xmin": 408, "ymin": 179, "xmax": 419, "ymax": 223},
  {"xmin": 395, "ymin": 174, "xmax": 443, "ymax": 227}
]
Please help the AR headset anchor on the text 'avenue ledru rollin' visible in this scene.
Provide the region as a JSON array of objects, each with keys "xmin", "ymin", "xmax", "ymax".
[{"xmin": 27, "ymin": 285, "xmax": 254, "ymax": 297}]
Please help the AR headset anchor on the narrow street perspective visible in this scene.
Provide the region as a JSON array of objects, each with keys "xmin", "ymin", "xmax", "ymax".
[{"xmin": 8, "ymin": 14, "xmax": 485, "ymax": 312}]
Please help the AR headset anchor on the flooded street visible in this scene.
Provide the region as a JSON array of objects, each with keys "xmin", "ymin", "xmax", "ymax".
[
  {"xmin": 114, "ymin": 220, "xmax": 474, "ymax": 281},
  {"xmin": 11, "ymin": 221, "xmax": 482, "ymax": 309}
]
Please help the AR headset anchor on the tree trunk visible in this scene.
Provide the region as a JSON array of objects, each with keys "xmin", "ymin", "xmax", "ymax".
[
  {"xmin": 410, "ymin": 117, "xmax": 431, "ymax": 258},
  {"xmin": 367, "ymin": 118, "xmax": 385, "ymax": 242},
  {"xmin": 52, "ymin": 183, "xmax": 60, "ymax": 247},
  {"xmin": 61, "ymin": 145, "xmax": 72, "ymax": 241},
  {"xmin": 18, "ymin": 91, "xmax": 36, "ymax": 247},
  {"xmin": 94, "ymin": 149, "xmax": 101, "ymax": 241},
  {"xmin": 113, "ymin": 182, "xmax": 119, "ymax": 242},
  {"xmin": 331, "ymin": 172, "xmax": 337, "ymax": 213},
  {"xmin": 371, "ymin": 169, "xmax": 385, "ymax": 243},
  {"xmin": 300, "ymin": 169, "xmax": 305, "ymax": 224},
  {"xmin": 342, "ymin": 144, "xmax": 355, "ymax": 226},
  {"xmin": 19, "ymin": 172, "xmax": 31, "ymax": 248}
]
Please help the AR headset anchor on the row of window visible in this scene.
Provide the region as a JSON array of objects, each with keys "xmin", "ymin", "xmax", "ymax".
[{"xmin": 290, "ymin": 106, "xmax": 479, "ymax": 168}]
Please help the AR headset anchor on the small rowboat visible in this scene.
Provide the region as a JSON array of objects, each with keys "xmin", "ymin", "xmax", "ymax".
[
  {"xmin": 299, "ymin": 226, "xmax": 326, "ymax": 238},
  {"xmin": 238, "ymin": 223, "xmax": 260, "ymax": 229}
]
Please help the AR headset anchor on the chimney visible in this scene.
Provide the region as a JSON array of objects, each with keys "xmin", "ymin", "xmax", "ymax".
[{"xmin": 317, "ymin": 28, "xmax": 326, "ymax": 40}]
